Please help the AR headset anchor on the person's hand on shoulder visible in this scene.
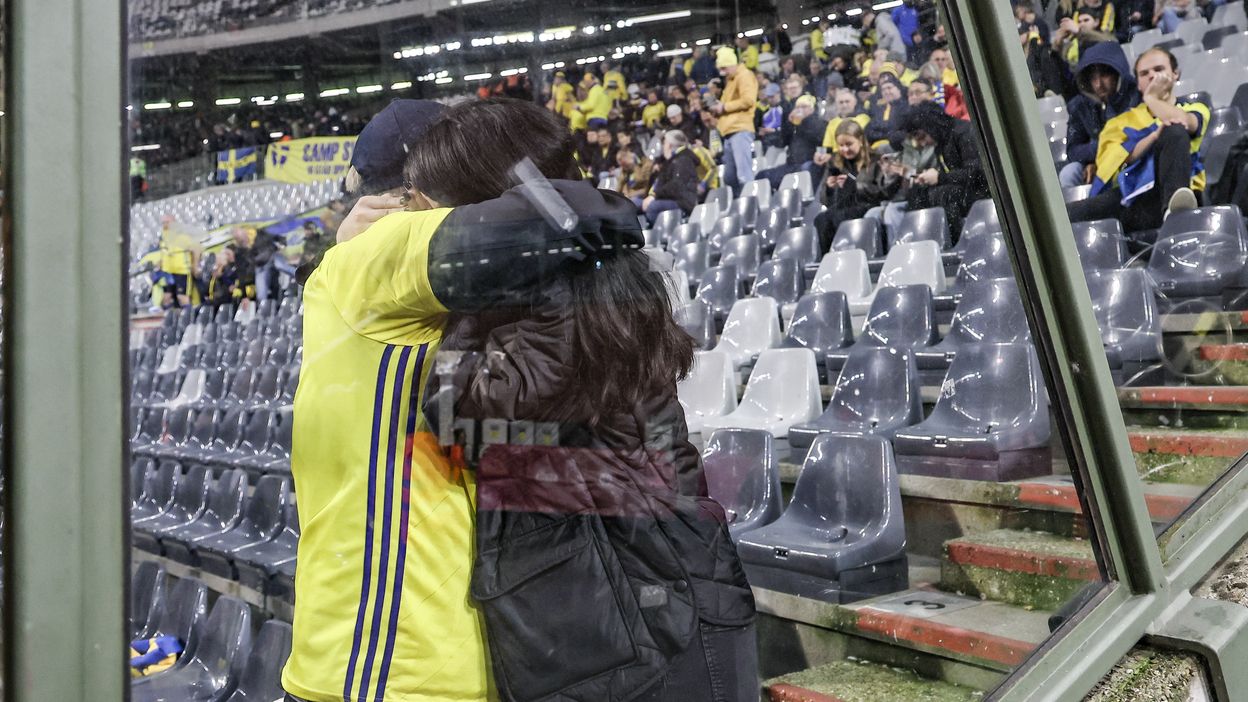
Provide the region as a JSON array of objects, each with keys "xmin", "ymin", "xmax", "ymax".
[{"xmin": 337, "ymin": 194, "xmax": 406, "ymax": 243}]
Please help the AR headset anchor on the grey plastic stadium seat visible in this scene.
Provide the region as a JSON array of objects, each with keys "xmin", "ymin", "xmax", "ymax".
[
  {"xmin": 949, "ymin": 232, "xmax": 1013, "ymax": 292},
  {"xmin": 261, "ymin": 410, "xmax": 294, "ymax": 474},
  {"xmin": 1176, "ymin": 16, "xmax": 1210, "ymax": 44},
  {"xmin": 147, "ymin": 576, "xmax": 207, "ymax": 650},
  {"xmin": 174, "ymin": 408, "xmax": 218, "ymax": 465},
  {"xmin": 1204, "ymin": 132, "xmax": 1239, "ymax": 187},
  {"xmin": 1207, "ymin": 106, "xmax": 1243, "ymax": 139},
  {"xmin": 1148, "ymin": 206, "xmax": 1248, "ymax": 299},
  {"xmin": 832, "ymin": 218, "xmax": 883, "ymax": 258},
  {"xmin": 737, "ymin": 433, "xmax": 908, "ymax": 604},
  {"xmin": 713, "ymin": 297, "xmax": 782, "ymax": 371},
  {"xmin": 708, "ymin": 213, "xmax": 744, "ymax": 252},
  {"xmin": 790, "ymin": 347, "xmax": 923, "ymax": 459},
  {"xmin": 719, "ymin": 234, "xmax": 762, "ymax": 280},
  {"xmin": 1212, "ymin": 1, "xmax": 1247, "ymax": 31},
  {"xmin": 916, "ymin": 278, "xmax": 1030, "ymax": 373},
  {"xmin": 890, "ymin": 207, "xmax": 950, "ymax": 250},
  {"xmin": 278, "ymin": 366, "xmax": 300, "ymax": 405},
  {"xmin": 852, "ymin": 240, "xmax": 947, "ymax": 317},
  {"xmin": 1071, "ymin": 219, "xmax": 1129, "ymax": 270},
  {"xmin": 677, "ymin": 300, "xmax": 716, "ymax": 350},
  {"xmin": 702, "ymin": 429, "xmax": 782, "ymax": 539},
  {"xmin": 131, "ymin": 560, "xmax": 165, "ymax": 639},
  {"xmin": 781, "ymin": 293, "xmax": 853, "ymax": 382},
  {"xmin": 752, "ymin": 258, "xmax": 804, "ymax": 306},
  {"xmin": 756, "ymin": 208, "xmax": 787, "ymax": 251},
  {"xmin": 229, "ymin": 409, "xmax": 277, "ymax": 473},
  {"xmin": 131, "ymin": 596, "xmax": 253, "ymax": 702},
  {"xmin": 132, "ymin": 460, "xmax": 179, "ymax": 524},
  {"xmin": 828, "ymin": 285, "xmax": 937, "ymax": 372},
  {"xmin": 678, "ymin": 350, "xmax": 739, "ymax": 435},
  {"xmin": 673, "ymin": 241, "xmax": 711, "ymax": 285},
  {"xmin": 732, "ymin": 196, "xmax": 760, "ymax": 229},
  {"xmin": 196, "ymin": 475, "xmax": 291, "ymax": 579},
  {"xmin": 699, "ymin": 348, "xmax": 822, "ymax": 440},
  {"xmin": 234, "ymin": 503, "xmax": 300, "ymax": 594},
  {"xmin": 775, "ymin": 187, "xmax": 803, "ymax": 225},
  {"xmin": 133, "ymin": 406, "xmax": 166, "ymax": 452},
  {"xmin": 695, "ymin": 264, "xmax": 742, "ymax": 323},
  {"xmin": 742, "ymin": 178, "xmax": 772, "ymax": 209},
  {"xmin": 705, "ymin": 186, "xmax": 732, "ymax": 213},
  {"xmin": 1063, "ymin": 184, "xmax": 1092, "ymax": 203},
  {"xmin": 148, "ymin": 406, "xmax": 196, "ymax": 461},
  {"xmin": 810, "ymin": 249, "xmax": 873, "ymax": 307},
  {"xmin": 689, "ymin": 203, "xmax": 720, "ymax": 236},
  {"xmin": 247, "ymin": 366, "xmax": 284, "ymax": 409},
  {"xmin": 1086, "ymin": 268, "xmax": 1163, "ymax": 386},
  {"xmin": 148, "ymin": 371, "xmax": 184, "ymax": 405},
  {"xmin": 131, "ymin": 456, "xmax": 154, "ymax": 510},
  {"xmin": 133, "ymin": 464, "xmax": 211, "ymax": 552},
  {"xmin": 160, "ymin": 468, "xmax": 248, "ymax": 565},
  {"xmin": 959, "ymin": 199, "xmax": 1001, "ymax": 243},
  {"xmin": 219, "ymin": 369, "xmax": 255, "ymax": 410},
  {"xmin": 241, "ymin": 339, "xmax": 266, "ymax": 367},
  {"xmin": 223, "ymin": 620, "xmax": 292, "ymax": 702},
  {"xmin": 893, "ymin": 343, "xmax": 1052, "ymax": 481},
  {"xmin": 779, "ymin": 169, "xmax": 815, "ymax": 202},
  {"xmin": 772, "ymin": 225, "xmax": 820, "ymax": 269}
]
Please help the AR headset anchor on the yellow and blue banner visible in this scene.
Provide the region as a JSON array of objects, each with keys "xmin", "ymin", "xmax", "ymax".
[
  {"xmin": 266, "ymin": 136, "xmax": 357, "ymax": 184},
  {"xmin": 216, "ymin": 147, "xmax": 258, "ymax": 184}
]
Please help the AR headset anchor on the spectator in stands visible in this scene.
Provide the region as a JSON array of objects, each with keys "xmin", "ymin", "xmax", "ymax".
[
  {"xmin": 588, "ymin": 126, "xmax": 617, "ymax": 181},
  {"xmin": 1019, "ymin": 9, "xmax": 1073, "ymax": 97},
  {"xmin": 758, "ymin": 95, "xmax": 827, "ymax": 191},
  {"xmin": 227, "ymin": 227, "xmax": 256, "ymax": 301},
  {"xmin": 811, "ymin": 18, "xmax": 830, "ymax": 61},
  {"xmin": 863, "ymin": 9, "xmax": 907, "ymax": 56},
  {"xmin": 892, "ymin": 0, "xmax": 922, "ymax": 48},
  {"xmin": 665, "ymin": 103, "xmax": 706, "ymax": 146},
  {"xmin": 690, "ymin": 45, "xmax": 719, "ymax": 84},
  {"xmin": 820, "ymin": 88, "xmax": 871, "ymax": 149},
  {"xmin": 867, "ymin": 75, "xmax": 910, "ymax": 147},
  {"xmin": 250, "ymin": 226, "xmax": 292, "ymax": 302},
  {"xmin": 399, "ymin": 97, "xmax": 757, "ymax": 702},
  {"xmin": 576, "ymin": 74, "xmax": 612, "ymax": 130},
  {"xmin": 297, "ymin": 221, "xmax": 330, "ymax": 275},
  {"xmin": 735, "ymin": 34, "xmax": 760, "ymax": 71},
  {"xmin": 1155, "ymin": 0, "xmax": 1202, "ymax": 33},
  {"xmin": 1067, "ymin": 47, "xmax": 1208, "ymax": 231},
  {"xmin": 643, "ymin": 130, "xmax": 700, "ymax": 225},
  {"xmin": 899, "ymin": 100, "xmax": 990, "ymax": 238},
  {"xmin": 713, "ymin": 46, "xmax": 759, "ymax": 196},
  {"xmin": 1119, "ymin": 0, "xmax": 1153, "ymax": 39},
  {"xmin": 1061, "ymin": 42, "xmax": 1140, "ymax": 188},
  {"xmin": 758, "ymin": 83, "xmax": 786, "ymax": 148},
  {"xmin": 552, "ymin": 71, "xmax": 576, "ymax": 123},
  {"xmin": 908, "ymin": 77, "xmax": 936, "ymax": 106},
  {"xmin": 202, "ymin": 245, "xmax": 238, "ymax": 309},
  {"xmin": 617, "ymin": 148, "xmax": 654, "ymax": 204},
  {"xmin": 815, "ymin": 120, "xmax": 903, "ymax": 249},
  {"xmin": 641, "ymin": 90, "xmax": 667, "ymax": 128},
  {"xmin": 1053, "ymin": 7, "xmax": 1118, "ymax": 67}
]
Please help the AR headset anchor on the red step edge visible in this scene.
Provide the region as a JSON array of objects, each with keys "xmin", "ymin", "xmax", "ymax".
[
  {"xmin": 1199, "ymin": 345, "xmax": 1248, "ymax": 362},
  {"xmin": 945, "ymin": 540, "xmax": 1099, "ymax": 581},
  {"xmin": 1017, "ymin": 482, "xmax": 1190, "ymax": 522},
  {"xmin": 852, "ymin": 609, "xmax": 1035, "ymax": 667},
  {"xmin": 1129, "ymin": 431, "xmax": 1248, "ymax": 458},
  {"xmin": 768, "ymin": 684, "xmax": 846, "ymax": 702},
  {"xmin": 1121, "ymin": 386, "xmax": 1248, "ymax": 407}
]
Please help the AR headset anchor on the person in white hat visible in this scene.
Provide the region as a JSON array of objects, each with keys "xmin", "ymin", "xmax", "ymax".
[{"xmin": 710, "ymin": 45, "xmax": 758, "ymax": 196}]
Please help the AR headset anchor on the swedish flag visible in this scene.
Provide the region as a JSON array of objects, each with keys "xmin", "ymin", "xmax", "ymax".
[{"xmin": 216, "ymin": 147, "xmax": 258, "ymax": 184}]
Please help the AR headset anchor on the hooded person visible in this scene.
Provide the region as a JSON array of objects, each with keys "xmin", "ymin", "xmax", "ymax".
[
  {"xmin": 897, "ymin": 100, "xmax": 990, "ymax": 239},
  {"xmin": 282, "ymin": 97, "xmax": 661, "ymax": 702},
  {"xmin": 1060, "ymin": 42, "xmax": 1141, "ymax": 188}
]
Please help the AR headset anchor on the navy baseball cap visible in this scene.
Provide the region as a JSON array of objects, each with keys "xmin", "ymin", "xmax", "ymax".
[{"xmin": 350, "ymin": 99, "xmax": 446, "ymax": 194}]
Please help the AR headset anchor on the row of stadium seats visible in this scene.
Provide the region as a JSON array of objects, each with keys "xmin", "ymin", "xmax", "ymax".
[
  {"xmin": 130, "ymin": 563, "xmax": 291, "ymax": 701},
  {"xmin": 128, "ymin": 0, "xmax": 399, "ymax": 40}
]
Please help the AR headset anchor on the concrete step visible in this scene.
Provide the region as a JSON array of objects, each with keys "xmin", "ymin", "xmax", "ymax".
[
  {"xmin": 755, "ymin": 562, "xmax": 1054, "ymax": 675},
  {"xmin": 939, "ymin": 528, "xmax": 1097, "ymax": 611},
  {"xmin": 1130, "ymin": 428, "xmax": 1247, "ymax": 486},
  {"xmin": 766, "ymin": 660, "xmax": 981, "ymax": 702},
  {"xmin": 1119, "ymin": 386, "xmax": 1248, "ymax": 430}
]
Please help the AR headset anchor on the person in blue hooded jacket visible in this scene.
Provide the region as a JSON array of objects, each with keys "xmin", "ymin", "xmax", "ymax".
[{"xmin": 1059, "ymin": 41, "xmax": 1141, "ymax": 189}]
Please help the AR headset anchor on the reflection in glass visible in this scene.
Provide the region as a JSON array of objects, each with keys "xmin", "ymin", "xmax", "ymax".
[{"xmin": 123, "ymin": 1, "xmax": 1116, "ymax": 700}]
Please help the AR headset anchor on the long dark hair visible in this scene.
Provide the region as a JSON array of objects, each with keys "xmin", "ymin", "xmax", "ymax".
[{"xmin": 406, "ymin": 98, "xmax": 693, "ymax": 423}]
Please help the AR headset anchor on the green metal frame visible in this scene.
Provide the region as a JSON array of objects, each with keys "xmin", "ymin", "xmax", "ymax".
[
  {"xmin": 2, "ymin": 0, "xmax": 127, "ymax": 700},
  {"xmin": 943, "ymin": 1, "xmax": 1248, "ymax": 699}
]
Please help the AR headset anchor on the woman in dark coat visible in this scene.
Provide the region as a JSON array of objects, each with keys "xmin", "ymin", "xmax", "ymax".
[
  {"xmin": 410, "ymin": 98, "xmax": 758, "ymax": 702},
  {"xmin": 815, "ymin": 120, "xmax": 902, "ymax": 250}
]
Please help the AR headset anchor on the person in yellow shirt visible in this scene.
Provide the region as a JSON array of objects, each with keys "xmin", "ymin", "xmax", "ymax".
[
  {"xmin": 156, "ymin": 215, "xmax": 201, "ymax": 308},
  {"xmin": 603, "ymin": 63, "xmax": 627, "ymax": 102},
  {"xmin": 575, "ymin": 74, "xmax": 613, "ymax": 130},
  {"xmin": 811, "ymin": 18, "xmax": 829, "ymax": 60},
  {"xmin": 640, "ymin": 89, "xmax": 667, "ymax": 128},
  {"xmin": 712, "ymin": 45, "xmax": 759, "ymax": 195},
  {"xmin": 735, "ymin": 35, "xmax": 760, "ymax": 71},
  {"xmin": 819, "ymin": 88, "xmax": 872, "ymax": 151},
  {"xmin": 551, "ymin": 71, "xmax": 575, "ymax": 121}
]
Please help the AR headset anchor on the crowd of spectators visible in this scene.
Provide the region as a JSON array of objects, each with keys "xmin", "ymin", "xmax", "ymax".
[{"xmin": 128, "ymin": 0, "xmax": 408, "ymax": 41}]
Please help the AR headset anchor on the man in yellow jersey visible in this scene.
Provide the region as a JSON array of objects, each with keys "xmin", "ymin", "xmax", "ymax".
[
  {"xmin": 602, "ymin": 62, "xmax": 627, "ymax": 102},
  {"xmin": 575, "ymin": 74, "xmax": 612, "ymax": 130},
  {"xmin": 283, "ymin": 100, "xmax": 644, "ymax": 702},
  {"xmin": 712, "ymin": 46, "xmax": 759, "ymax": 196},
  {"xmin": 156, "ymin": 215, "xmax": 201, "ymax": 308},
  {"xmin": 811, "ymin": 18, "xmax": 829, "ymax": 61},
  {"xmin": 551, "ymin": 71, "xmax": 575, "ymax": 122}
]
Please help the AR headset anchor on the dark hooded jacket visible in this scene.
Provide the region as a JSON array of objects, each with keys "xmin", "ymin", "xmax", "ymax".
[
  {"xmin": 902, "ymin": 101, "xmax": 989, "ymax": 197},
  {"xmin": 1065, "ymin": 42, "xmax": 1140, "ymax": 166},
  {"xmin": 425, "ymin": 181, "xmax": 754, "ymax": 702}
]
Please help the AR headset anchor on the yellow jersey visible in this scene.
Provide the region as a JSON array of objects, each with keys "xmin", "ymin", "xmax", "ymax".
[
  {"xmin": 641, "ymin": 101, "xmax": 667, "ymax": 128},
  {"xmin": 553, "ymin": 82, "xmax": 575, "ymax": 119},
  {"xmin": 283, "ymin": 208, "xmax": 490, "ymax": 702},
  {"xmin": 822, "ymin": 113, "xmax": 872, "ymax": 148},
  {"xmin": 577, "ymin": 84, "xmax": 612, "ymax": 122}
]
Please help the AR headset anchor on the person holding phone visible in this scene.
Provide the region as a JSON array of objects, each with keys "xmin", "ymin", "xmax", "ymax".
[{"xmin": 814, "ymin": 119, "xmax": 902, "ymax": 250}]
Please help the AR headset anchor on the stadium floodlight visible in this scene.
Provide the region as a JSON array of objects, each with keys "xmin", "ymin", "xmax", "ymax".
[
  {"xmin": 176, "ymin": 100, "xmax": 194, "ymax": 108},
  {"xmin": 356, "ymin": 85, "xmax": 384, "ymax": 94},
  {"xmin": 655, "ymin": 48, "xmax": 693, "ymax": 57},
  {"xmin": 435, "ymin": 77, "xmax": 454, "ymax": 84},
  {"xmin": 499, "ymin": 67, "xmax": 529, "ymax": 77},
  {"xmin": 623, "ymin": 9, "xmax": 692, "ymax": 26},
  {"xmin": 131, "ymin": 144, "xmax": 161, "ymax": 152},
  {"xmin": 459, "ymin": 0, "xmax": 491, "ymax": 5},
  {"xmin": 744, "ymin": 27, "xmax": 765, "ymax": 36},
  {"xmin": 144, "ymin": 101, "xmax": 172, "ymax": 111},
  {"xmin": 845, "ymin": 7, "xmax": 863, "ymax": 16},
  {"xmin": 215, "ymin": 97, "xmax": 242, "ymax": 106},
  {"xmin": 444, "ymin": 41, "xmax": 462, "ymax": 51},
  {"xmin": 393, "ymin": 51, "xmax": 402, "ymax": 59},
  {"xmin": 541, "ymin": 62, "xmax": 557, "ymax": 70},
  {"xmin": 696, "ymin": 38, "xmax": 711, "ymax": 45},
  {"xmin": 126, "ymin": 105, "xmax": 134, "ymax": 111},
  {"xmin": 391, "ymin": 81, "xmax": 413, "ymax": 90},
  {"xmin": 612, "ymin": 52, "xmax": 624, "ymax": 59},
  {"xmin": 582, "ymin": 26, "xmax": 595, "ymax": 34},
  {"xmin": 872, "ymin": 0, "xmax": 903, "ymax": 8},
  {"xmin": 269, "ymin": 131, "xmax": 284, "ymax": 139},
  {"xmin": 463, "ymin": 72, "xmax": 493, "ymax": 81},
  {"xmin": 319, "ymin": 88, "xmax": 351, "ymax": 97},
  {"xmin": 802, "ymin": 19, "xmax": 810, "ymax": 25},
  {"xmin": 285, "ymin": 93, "xmax": 305, "ymax": 102}
]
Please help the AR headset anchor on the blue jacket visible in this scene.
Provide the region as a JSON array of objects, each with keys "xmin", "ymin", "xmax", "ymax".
[
  {"xmin": 891, "ymin": 3, "xmax": 920, "ymax": 47},
  {"xmin": 1064, "ymin": 41, "xmax": 1140, "ymax": 166}
]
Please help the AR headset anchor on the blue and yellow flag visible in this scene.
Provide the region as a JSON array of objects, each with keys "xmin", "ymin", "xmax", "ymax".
[{"xmin": 216, "ymin": 147, "xmax": 258, "ymax": 184}]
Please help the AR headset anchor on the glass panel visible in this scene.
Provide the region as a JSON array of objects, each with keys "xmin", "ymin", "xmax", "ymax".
[
  {"xmin": 1027, "ymin": 0, "xmax": 1248, "ymax": 535},
  {"xmin": 124, "ymin": 2, "xmax": 1110, "ymax": 700}
]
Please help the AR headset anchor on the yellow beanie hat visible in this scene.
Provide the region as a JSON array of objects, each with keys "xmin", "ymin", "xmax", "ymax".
[{"xmin": 715, "ymin": 46, "xmax": 739, "ymax": 68}]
